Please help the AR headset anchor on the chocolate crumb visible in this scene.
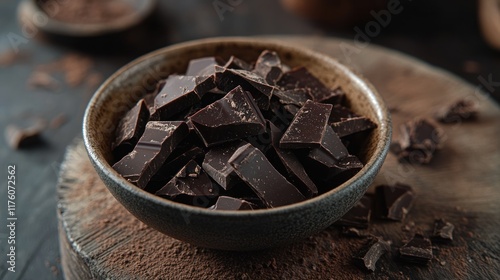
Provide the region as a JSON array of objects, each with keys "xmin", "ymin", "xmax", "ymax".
[
  {"xmin": 432, "ymin": 219, "xmax": 454, "ymax": 242},
  {"xmin": 353, "ymin": 238, "xmax": 391, "ymax": 272},
  {"xmin": 5, "ymin": 120, "xmax": 46, "ymax": 149}
]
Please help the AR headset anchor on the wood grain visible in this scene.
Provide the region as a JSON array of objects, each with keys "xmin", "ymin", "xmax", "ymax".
[{"xmin": 58, "ymin": 37, "xmax": 500, "ymax": 279}]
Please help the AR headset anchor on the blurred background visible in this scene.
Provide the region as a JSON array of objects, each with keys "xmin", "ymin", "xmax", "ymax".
[{"xmin": 0, "ymin": 0, "xmax": 499, "ymax": 279}]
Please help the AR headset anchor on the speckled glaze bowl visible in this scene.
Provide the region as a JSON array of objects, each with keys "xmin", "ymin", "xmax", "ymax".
[{"xmin": 83, "ymin": 37, "xmax": 391, "ymax": 251}]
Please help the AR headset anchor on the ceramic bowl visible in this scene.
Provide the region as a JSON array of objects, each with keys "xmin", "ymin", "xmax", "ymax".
[
  {"xmin": 17, "ymin": 0, "xmax": 156, "ymax": 37},
  {"xmin": 83, "ymin": 37, "xmax": 391, "ymax": 251}
]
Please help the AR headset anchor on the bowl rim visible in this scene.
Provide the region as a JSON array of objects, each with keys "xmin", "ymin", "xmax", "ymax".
[
  {"xmin": 83, "ymin": 36, "xmax": 391, "ymax": 217},
  {"xmin": 17, "ymin": 0, "xmax": 157, "ymax": 37}
]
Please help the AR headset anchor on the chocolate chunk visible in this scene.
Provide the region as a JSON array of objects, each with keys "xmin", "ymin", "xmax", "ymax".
[
  {"xmin": 155, "ymin": 160, "xmax": 218, "ymax": 202},
  {"xmin": 399, "ymin": 234, "xmax": 433, "ymax": 264},
  {"xmin": 432, "ymin": 219, "xmax": 454, "ymax": 241},
  {"xmin": 5, "ymin": 120, "xmax": 45, "ymax": 149},
  {"xmin": 202, "ymin": 141, "xmax": 246, "ymax": 190},
  {"xmin": 375, "ymin": 183, "xmax": 414, "ymax": 221},
  {"xmin": 189, "ymin": 86, "xmax": 266, "ymax": 147},
  {"xmin": 253, "ymin": 50, "xmax": 283, "ymax": 84},
  {"xmin": 228, "ymin": 143, "xmax": 306, "ymax": 208},
  {"xmin": 277, "ymin": 67, "xmax": 344, "ymax": 104},
  {"xmin": 328, "ymin": 104, "xmax": 360, "ymax": 123},
  {"xmin": 314, "ymin": 126, "xmax": 349, "ymax": 161},
  {"xmin": 331, "ymin": 117, "xmax": 376, "ymax": 138},
  {"xmin": 209, "ymin": 196, "xmax": 255, "ymax": 210},
  {"xmin": 112, "ymin": 99, "xmax": 150, "ymax": 159},
  {"xmin": 185, "ymin": 56, "xmax": 223, "ymax": 76},
  {"xmin": 305, "ymin": 151, "xmax": 363, "ymax": 189},
  {"xmin": 112, "ymin": 121, "xmax": 189, "ymax": 189},
  {"xmin": 392, "ymin": 119, "xmax": 443, "ymax": 164},
  {"xmin": 267, "ymin": 122, "xmax": 318, "ymax": 197},
  {"xmin": 280, "ymin": 100, "xmax": 333, "ymax": 149},
  {"xmin": 215, "ymin": 66, "xmax": 276, "ymax": 110},
  {"xmin": 435, "ymin": 99, "xmax": 478, "ymax": 123},
  {"xmin": 354, "ymin": 238, "xmax": 391, "ymax": 272},
  {"xmin": 151, "ymin": 75, "xmax": 215, "ymax": 120},
  {"xmin": 149, "ymin": 146, "xmax": 204, "ymax": 185},
  {"xmin": 336, "ymin": 195, "xmax": 372, "ymax": 228},
  {"xmin": 223, "ymin": 56, "xmax": 252, "ymax": 71},
  {"xmin": 274, "ymin": 88, "xmax": 311, "ymax": 107}
]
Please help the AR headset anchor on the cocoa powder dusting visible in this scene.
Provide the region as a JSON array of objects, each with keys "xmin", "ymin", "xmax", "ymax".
[{"xmin": 58, "ymin": 143, "xmax": 495, "ymax": 279}]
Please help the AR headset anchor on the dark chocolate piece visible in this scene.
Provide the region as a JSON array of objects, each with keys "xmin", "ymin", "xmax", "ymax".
[
  {"xmin": 228, "ymin": 143, "xmax": 306, "ymax": 208},
  {"xmin": 305, "ymin": 151, "xmax": 363, "ymax": 189},
  {"xmin": 435, "ymin": 99, "xmax": 478, "ymax": 123},
  {"xmin": 149, "ymin": 146, "xmax": 204, "ymax": 185},
  {"xmin": 336, "ymin": 195, "xmax": 372, "ymax": 228},
  {"xmin": 112, "ymin": 121, "xmax": 189, "ymax": 189},
  {"xmin": 209, "ymin": 196, "xmax": 255, "ymax": 210},
  {"xmin": 399, "ymin": 234, "xmax": 433, "ymax": 264},
  {"xmin": 280, "ymin": 100, "xmax": 333, "ymax": 149},
  {"xmin": 329, "ymin": 105, "xmax": 377, "ymax": 138},
  {"xmin": 215, "ymin": 66, "xmax": 276, "ymax": 110},
  {"xmin": 151, "ymin": 75, "xmax": 215, "ymax": 120},
  {"xmin": 354, "ymin": 238, "xmax": 391, "ymax": 272},
  {"xmin": 392, "ymin": 119, "xmax": 443, "ymax": 164},
  {"xmin": 375, "ymin": 183, "xmax": 414, "ymax": 221},
  {"xmin": 112, "ymin": 99, "xmax": 150, "ymax": 158},
  {"xmin": 277, "ymin": 67, "xmax": 344, "ymax": 104},
  {"xmin": 274, "ymin": 88, "xmax": 311, "ymax": 107},
  {"xmin": 223, "ymin": 56, "xmax": 252, "ymax": 71},
  {"xmin": 185, "ymin": 57, "xmax": 223, "ymax": 76},
  {"xmin": 5, "ymin": 121, "xmax": 45, "ymax": 149},
  {"xmin": 267, "ymin": 122, "xmax": 318, "ymax": 197},
  {"xmin": 432, "ymin": 219, "xmax": 454, "ymax": 241},
  {"xmin": 155, "ymin": 160, "xmax": 217, "ymax": 201},
  {"xmin": 253, "ymin": 50, "xmax": 283, "ymax": 84},
  {"xmin": 202, "ymin": 141, "xmax": 246, "ymax": 190},
  {"xmin": 189, "ymin": 86, "xmax": 266, "ymax": 147}
]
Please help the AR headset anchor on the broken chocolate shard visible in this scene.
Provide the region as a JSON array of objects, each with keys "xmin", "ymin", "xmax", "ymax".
[
  {"xmin": 189, "ymin": 86, "xmax": 266, "ymax": 147},
  {"xmin": 432, "ymin": 219, "xmax": 454, "ymax": 241},
  {"xmin": 112, "ymin": 121, "xmax": 189, "ymax": 189},
  {"xmin": 5, "ymin": 120, "xmax": 45, "ymax": 150},
  {"xmin": 316, "ymin": 126, "xmax": 348, "ymax": 161},
  {"xmin": 202, "ymin": 141, "xmax": 246, "ymax": 190},
  {"xmin": 151, "ymin": 75, "xmax": 215, "ymax": 120},
  {"xmin": 354, "ymin": 238, "xmax": 391, "ymax": 272},
  {"xmin": 329, "ymin": 105, "xmax": 376, "ymax": 137},
  {"xmin": 280, "ymin": 100, "xmax": 333, "ymax": 149},
  {"xmin": 274, "ymin": 88, "xmax": 311, "ymax": 107},
  {"xmin": 185, "ymin": 56, "xmax": 224, "ymax": 76},
  {"xmin": 331, "ymin": 117, "xmax": 376, "ymax": 138},
  {"xmin": 229, "ymin": 143, "xmax": 306, "ymax": 208},
  {"xmin": 253, "ymin": 50, "xmax": 283, "ymax": 84},
  {"xmin": 436, "ymin": 99, "xmax": 478, "ymax": 123},
  {"xmin": 223, "ymin": 56, "xmax": 252, "ymax": 71},
  {"xmin": 267, "ymin": 122, "xmax": 318, "ymax": 197},
  {"xmin": 209, "ymin": 196, "xmax": 255, "ymax": 210},
  {"xmin": 150, "ymin": 146, "xmax": 204, "ymax": 185},
  {"xmin": 112, "ymin": 99, "xmax": 150, "ymax": 159},
  {"xmin": 155, "ymin": 160, "xmax": 218, "ymax": 201},
  {"xmin": 392, "ymin": 119, "xmax": 443, "ymax": 164},
  {"xmin": 215, "ymin": 66, "xmax": 276, "ymax": 110},
  {"xmin": 277, "ymin": 67, "xmax": 345, "ymax": 104},
  {"xmin": 375, "ymin": 183, "xmax": 414, "ymax": 221},
  {"xmin": 399, "ymin": 234, "xmax": 433, "ymax": 264},
  {"xmin": 336, "ymin": 195, "xmax": 372, "ymax": 229}
]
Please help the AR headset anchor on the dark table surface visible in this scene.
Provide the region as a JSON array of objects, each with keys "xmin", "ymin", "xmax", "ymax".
[{"xmin": 0, "ymin": 0, "xmax": 499, "ymax": 279}]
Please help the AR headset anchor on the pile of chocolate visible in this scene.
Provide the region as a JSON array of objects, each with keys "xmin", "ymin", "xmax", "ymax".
[{"xmin": 112, "ymin": 50, "xmax": 376, "ymax": 210}]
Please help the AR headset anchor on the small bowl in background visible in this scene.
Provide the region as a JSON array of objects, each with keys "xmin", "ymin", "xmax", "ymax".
[{"xmin": 83, "ymin": 37, "xmax": 391, "ymax": 251}]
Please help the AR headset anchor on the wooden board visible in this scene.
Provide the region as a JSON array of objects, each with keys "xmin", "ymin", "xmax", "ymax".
[{"xmin": 57, "ymin": 37, "xmax": 500, "ymax": 279}]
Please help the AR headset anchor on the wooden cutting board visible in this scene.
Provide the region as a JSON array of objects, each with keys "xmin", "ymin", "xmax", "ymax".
[{"xmin": 57, "ymin": 36, "xmax": 500, "ymax": 279}]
